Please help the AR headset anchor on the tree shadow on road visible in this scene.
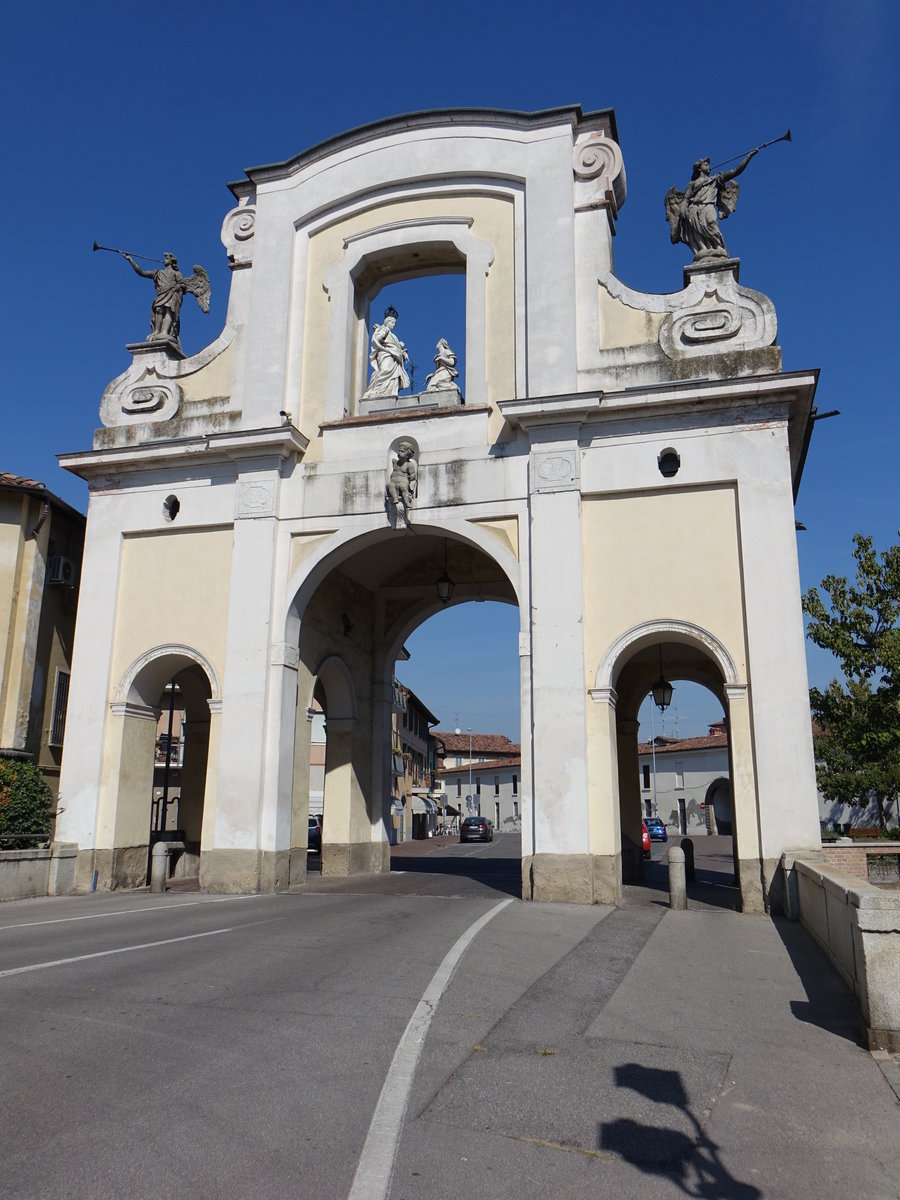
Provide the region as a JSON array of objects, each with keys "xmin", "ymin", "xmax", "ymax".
[{"xmin": 599, "ymin": 1062, "xmax": 761, "ymax": 1198}]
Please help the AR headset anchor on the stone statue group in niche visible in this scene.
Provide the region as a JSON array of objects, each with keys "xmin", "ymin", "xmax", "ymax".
[{"xmin": 363, "ymin": 308, "xmax": 459, "ymax": 400}]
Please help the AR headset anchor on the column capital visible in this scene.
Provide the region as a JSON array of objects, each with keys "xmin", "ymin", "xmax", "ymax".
[{"xmin": 589, "ymin": 687, "xmax": 618, "ymax": 709}]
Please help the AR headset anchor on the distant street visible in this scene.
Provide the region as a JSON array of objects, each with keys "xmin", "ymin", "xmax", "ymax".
[{"xmin": 2, "ymin": 835, "xmax": 897, "ymax": 1200}]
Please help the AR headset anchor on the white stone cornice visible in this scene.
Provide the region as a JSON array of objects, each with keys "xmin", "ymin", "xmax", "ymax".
[
  {"xmin": 59, "ymin": 426, "xmax": 309, "ymax": 481},
  {"xmin": 109, "ymin": 701, "xmax": 157, "ymax": 721},
  {"xmin": 207, "ymin": 699, "xmax": 223, "ymax": 715},
  {"xmin": 589, "ymin": 687, "xmax": 618, "ymax": 709}
]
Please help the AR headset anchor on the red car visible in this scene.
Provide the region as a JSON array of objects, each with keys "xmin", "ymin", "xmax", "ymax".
[{"xmin": 642, "ymin": 821, "xmax": 651, "ymax": 858}]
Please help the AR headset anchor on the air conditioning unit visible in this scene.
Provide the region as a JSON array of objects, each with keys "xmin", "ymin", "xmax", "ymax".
[{"xmin": 47, "ymin": 556, "xmax": 74, "ymax": 586}]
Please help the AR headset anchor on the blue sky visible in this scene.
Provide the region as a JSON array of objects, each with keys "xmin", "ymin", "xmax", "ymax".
[{"xmin": 5, "ymin": 1, "xmax": 898, "ymax": 742}]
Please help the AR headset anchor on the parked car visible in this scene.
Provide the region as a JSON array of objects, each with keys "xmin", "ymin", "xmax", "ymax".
[
  {"xmin": 460, "ymin": 816, "xmax": 493, "ymax": 843},
  {"xmin": 645, "ymin": 817, "xmax": 668, "ymax": 841},
  {"xmin": 308, "ymin": 814, "xmax": 323, "ymax": 854},
  {"xmin": 642, "ymin": 821, "xmax": 651, "ymax": 858}
]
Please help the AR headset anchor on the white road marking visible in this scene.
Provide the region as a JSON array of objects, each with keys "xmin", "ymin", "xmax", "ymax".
[
  {"xmin": 347, "ymin": 898, "xmax": 512, "ymax": 1200},
  {"xmin": 0, "ymin": 926, "xmax": 238, "ymax": 978},
  {"xmin": 0, "ymin": 893, "xmax": 262, "ymax": 932}
]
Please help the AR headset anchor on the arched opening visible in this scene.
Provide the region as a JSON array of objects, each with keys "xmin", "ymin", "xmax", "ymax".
[
  {"xmin": 109, "ymin": 647, "xmax": 218, "ymax": 889},
  {"xmin": 365, "ymin": 276, "xmax": 466, "ymax": 401},
  {"xmin": 597, "ymin": 622, "xmax": 758, "ymax": 912},
  {"xmin": 284, "ymin": 526, "xmax": 522, "ymax": 890}
]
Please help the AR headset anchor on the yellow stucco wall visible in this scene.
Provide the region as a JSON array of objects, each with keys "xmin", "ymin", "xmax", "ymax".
[
  {"xmin": 582, "ymin": 486, "xmax": 748, "ymax": 684},
  {"xmin": 299, "ymin": 194, "xmax": 516, "ymax": 450},
  {"xmin": 178, "ymin": 342, "xmax": 234, "ymax": 403},
  {"xmin": 111, "ymin": 527, "xmax": 234, "ymax": 693},
  {"xmin": 598, "ymin": 285, "xmax": 665, "ymax": 350}
]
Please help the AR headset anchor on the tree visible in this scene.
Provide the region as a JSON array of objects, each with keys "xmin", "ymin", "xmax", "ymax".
[
  {"xmin": 802, "ymin": 534, "xmax": 900, "ymax": 831},
  {"xmin": 0, "ymin": 757, "xmax": 54, "ymax": 849}
]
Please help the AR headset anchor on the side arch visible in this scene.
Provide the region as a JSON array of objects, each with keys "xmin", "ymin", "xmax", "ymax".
[
  {"xmin": 311, "ymin": 655, "xmax": 358, "ymax": 725},
  {"xmin": 593, "ymin": 618, "xmax": 741, "ymax": 694},
  {"xmin": 115, "ymin": 643, "xmax": 222, "ymax": 709}
]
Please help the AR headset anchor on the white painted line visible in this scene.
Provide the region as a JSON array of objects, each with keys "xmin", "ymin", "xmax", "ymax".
[
  {"xmin": 347, "ymin": 898, "xmax": 512, "ymax": 1200},
  {"xmin": 0, "ymin": 893, "xmax": 263, "ymax": 932},
  {"xmin": 0, "ymin": 926, "xmax": 238, "ymax": 978}
]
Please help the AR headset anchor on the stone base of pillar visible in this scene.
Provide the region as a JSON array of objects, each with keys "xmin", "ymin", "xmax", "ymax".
[
  {"xmin": 523, "ymin": 853, "xmax": 623, "ymax": 905},
  {"xmin": 321, "ymin": 841, "xmax": 391, "ymax": 876},
  {"xmin": 73, "ymin": 846, "xmax": 148, "ymax": 892},
  {"xmin": 259, "ymin": 849, "xmax": 290, "ymax": 892},
  {"xmin": 739, "ymin": 857, "xmax": 767, "ymax": 914},
  {"xmin": 289, "ymin": 847, "xmax": 309, "ymax": 887},
  {"xmin": 199, "ymin": 848, "xmax": 265, "ymax": 893}
]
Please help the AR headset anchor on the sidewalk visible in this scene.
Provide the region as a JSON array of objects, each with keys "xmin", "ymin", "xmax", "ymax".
[{"xmin": 402, "ymin": 902, "xmax": 900, "ymax": 1199}]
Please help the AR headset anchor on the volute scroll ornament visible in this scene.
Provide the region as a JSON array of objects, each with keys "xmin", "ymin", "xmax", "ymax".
[
  {"xmin": 572, "ymin": 133, "xmax": 626, "ymax": 220},
  {"xmin": 221, "ymin": 203, "xmax": 257, "ymax": 266}
]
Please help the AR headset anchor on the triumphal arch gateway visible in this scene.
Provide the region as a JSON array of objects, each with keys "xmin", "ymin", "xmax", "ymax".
[{"xmin": 55, "ymin": 107, "xmax": 821, "ymax": 911}]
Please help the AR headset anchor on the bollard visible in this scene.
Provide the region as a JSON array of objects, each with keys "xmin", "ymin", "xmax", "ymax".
[
  {"xmin": 668, "ymin": 845, "xmax": 687, "ymax": 910},
  {"xmin": 150, "ymin": 841, "xmax": 169, "ymax": 894},
  {"xmin": 681, "ymin": 837, "xmax": 696, "ymax": 883}
]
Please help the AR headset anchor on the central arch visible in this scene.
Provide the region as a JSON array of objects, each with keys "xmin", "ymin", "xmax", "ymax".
[{"xmin": 280, "ymin": 522, "xmax": 524, "ymax": 886}]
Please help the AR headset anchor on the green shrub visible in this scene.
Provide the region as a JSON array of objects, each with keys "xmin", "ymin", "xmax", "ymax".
[{"xmin": 0, "ymin": 758, "xmax": 54, "ymax": 849}]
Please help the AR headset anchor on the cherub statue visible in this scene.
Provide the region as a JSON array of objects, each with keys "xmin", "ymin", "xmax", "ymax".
[
  {"xmin": 425, "ymin": 338, "xmax": 459, "ymax": 392},
  {"xmin": 363, "ymin": 307, "xmax": 410, "ymax": 399},
  {"xmin": 665, "ymin": 149, "xmax": 758, "ymax": 262},
  {"xmin": 386, "ymin": 441, "xmax": 417, "ymax": 526},
  {"xmin": 122, "ymin": 251, "xmax": 210, "ymax": 351}
]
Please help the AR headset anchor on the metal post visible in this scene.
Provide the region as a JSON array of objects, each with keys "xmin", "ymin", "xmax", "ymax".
[
  {"xmin": 159, "ymin": 679, "xmax": 176, "ymax": 830},
  {"xmin": 650, "ymin": 704, "xmax": 658, "ymax": 818}
]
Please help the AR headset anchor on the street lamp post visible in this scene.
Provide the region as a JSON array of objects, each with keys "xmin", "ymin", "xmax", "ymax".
[
  {"xmin": 455, "ymin": 724, "xmax": 474, "ymax": 814},
  {"xmin": 468, "ymin": 727, "xmax": 473, "ymax": 813}
]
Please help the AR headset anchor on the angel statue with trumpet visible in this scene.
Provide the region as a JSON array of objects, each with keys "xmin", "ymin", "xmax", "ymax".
[
  {"xmin": 665, "ymin": 130, "xmax": 791, "ymax": 263},
  {"xmin": 94, "ymin": 242, "xmax": 210, "ymax": 353}
]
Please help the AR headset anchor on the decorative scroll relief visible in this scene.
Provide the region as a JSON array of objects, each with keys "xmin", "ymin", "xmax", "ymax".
[
  {"xmin": 573, "ymin": 133, "xmax": 626, "ymax": 218},
  {"xmin": 221, "ymin": 203, "xmax": 256, "ymax": 266},
  {"xmin": 235, "ymin": 479, "xmax": 276, "ymax": 519},
  {"xmin": 100, "ymin": 369, "xmax": 182, "ymax": 426},
  {"xmin": 121, "ymin": 384, "xmax": 175, "ymax": 414},
  {"xmin": 530, "ymin": 449, "xmax": 580, "ymax": 494},
  {"xmin": 658, "ymin": 274, "xmax": 777, "ymax": 360}
]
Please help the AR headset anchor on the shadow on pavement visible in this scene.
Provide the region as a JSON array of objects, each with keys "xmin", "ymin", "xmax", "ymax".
[
  {"xmin": 599, "ymin": 1062, "xmax": 762, "ymax": 1198},
  {"xmin": 390, "ymin": 845, "xmax": 522, "ymax": 899},
  {"xmin": 625, "ymin": 836, "xmax": 740, "ymax": 912},
  {"xmin": 770, "ymin": 915, "xmax": 865, "ymax": 1045}
]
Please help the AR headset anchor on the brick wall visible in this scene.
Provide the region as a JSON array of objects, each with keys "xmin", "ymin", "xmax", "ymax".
[{"xmin": 822, "ymin": 841, "xmax": 900, "ymax": 884}]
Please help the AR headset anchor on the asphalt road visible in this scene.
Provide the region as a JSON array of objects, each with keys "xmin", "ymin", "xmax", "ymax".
[{"xmin": 2, "ymin": 833, "xmax": 897, "ymax": 1200}]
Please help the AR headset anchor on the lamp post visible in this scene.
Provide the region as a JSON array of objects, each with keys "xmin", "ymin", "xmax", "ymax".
[{"xmin": 455, "ymin": 724, "xmax": 473, "ymax": 814}]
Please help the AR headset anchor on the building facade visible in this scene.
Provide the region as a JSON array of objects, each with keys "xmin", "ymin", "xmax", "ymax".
[
  {"xmin": 638, "ymin": 724, "xmax": 731, "ymax": 836},
  {"xmin": 55, "ymin": 106, "xmax": 822, "ymax": 910},
  {"xmin": 0, "ymin": 473, "xmax": 84, "ymax": 805}
]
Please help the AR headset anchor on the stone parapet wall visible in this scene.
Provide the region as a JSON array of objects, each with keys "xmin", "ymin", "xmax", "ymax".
[
  {"xmin": 782, "ymin": 852, "xmax": 900, "ymax": 1051},
  {"xmin": 0, "ymin": 842, "xmax": 76, "ymax": 900}
]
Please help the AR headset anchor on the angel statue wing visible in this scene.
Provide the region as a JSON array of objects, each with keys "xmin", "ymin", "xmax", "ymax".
[
  {"xmin": 664, "ymin": 186, "xmax": 684, "ymax": 244},
  {"xmin": 184, "ymin": 265, "xmax": 211, "ymax": 313},
  {"xmin": 717, "ymin": 180, "xmax": 740, "ymax": 221}
]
